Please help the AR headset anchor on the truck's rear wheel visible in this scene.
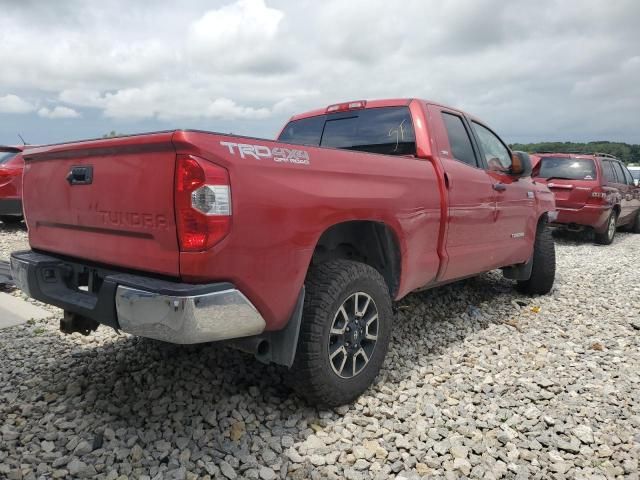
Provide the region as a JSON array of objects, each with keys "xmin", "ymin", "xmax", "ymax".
[
  {"xmin": 594, "ymin": 211, "xmax": 617, "ymax": 245},
  {"xmin": 290, "ymin": 260, "xmax": 393, "ymax": 407},
  {"xmin": 516, "ymin": 219, "xmax": 555, "ymax": 295}
]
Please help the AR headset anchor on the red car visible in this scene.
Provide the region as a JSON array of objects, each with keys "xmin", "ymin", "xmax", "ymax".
[
  {"xmin": 11, "ymin": 99, "xmax": 556, "ymax": 406},
  {"xmin": 0, "ymin": 145, "xmax": 25, "ymax": 225},
  {"xmin": 532, "ymin": 152, "xmax": 640, "ymax": 244}
]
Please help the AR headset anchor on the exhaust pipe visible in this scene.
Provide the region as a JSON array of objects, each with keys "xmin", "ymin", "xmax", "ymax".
[{"xmin": 227, "ymin": 336, "xmax": 271, "ymax": 363}]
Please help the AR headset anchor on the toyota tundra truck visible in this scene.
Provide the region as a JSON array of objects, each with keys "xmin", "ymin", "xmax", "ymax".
[{"xmin": 11, "ymin": 99, "xmax": 556, "ymax": 406}]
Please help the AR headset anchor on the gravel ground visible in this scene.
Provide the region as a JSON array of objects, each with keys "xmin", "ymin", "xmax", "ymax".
[
  {"xmin": 0, "ymin": 224, "xmax": 639, "ymax": 480},
  {"xmin": 0, "ymin": 222, "xmax": 28, "ymax": 262}
]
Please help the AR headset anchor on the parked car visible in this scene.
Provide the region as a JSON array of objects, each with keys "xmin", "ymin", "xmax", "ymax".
[
  {"xmin": 11, "ymin": 99, "xmax": 556, "ymax": 406},
  {"xmin": 628, "ymin": 165, "xmax": 640, "ymax": 186},
  {"xmin": 532, "ymin": 152, "xmax": 640, "ymax": 244},
  {"xmin": 0, "ymin": 145, "xmax": 25, "ymax": 225}
]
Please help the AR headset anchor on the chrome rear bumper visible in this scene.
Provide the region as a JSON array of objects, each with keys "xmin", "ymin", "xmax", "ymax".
[
  {"xmin": 115, "ymin": 286, "xmax": 265, "ymax": 344},
  {"xmin": 10, "ymin": 250, "xmax": 266, "ymax": 344}
]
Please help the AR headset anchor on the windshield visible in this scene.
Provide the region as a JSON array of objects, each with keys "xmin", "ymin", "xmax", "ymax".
[
  {"xmin": 278, "ymin": 106, "xmax": 416, "ymax": 156},
  {"xmin": 537, "ymin": 157, "xmax": 597, "ymax": 180},
  {"xmin": 0, "ymin": 151, "xmax": 18, "ymax": 165}
]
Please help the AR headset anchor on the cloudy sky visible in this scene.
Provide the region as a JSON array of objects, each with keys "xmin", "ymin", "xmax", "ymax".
[{"xmin": 1, "ymin": 0, "xmax": 638, "ymax": 146}]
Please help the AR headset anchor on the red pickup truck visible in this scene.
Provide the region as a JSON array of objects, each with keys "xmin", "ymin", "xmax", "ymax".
[{"xmin": 11, "ymin": 99, "xmax": 556, "ymax": 406}]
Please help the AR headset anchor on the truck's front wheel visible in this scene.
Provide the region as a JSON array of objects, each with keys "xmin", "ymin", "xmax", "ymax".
[
  {"xmin": 516, "ymin": 219, "xmax": 556, "ymax": 295},
  {"xmin": 290, "ymin": 260, "xmax": 393, "ymax": 407}
]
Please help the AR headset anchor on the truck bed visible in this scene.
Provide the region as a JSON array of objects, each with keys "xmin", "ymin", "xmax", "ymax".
[{"xmin": 22, "ymin": 129, "xmax": 442, "ymax": 329}]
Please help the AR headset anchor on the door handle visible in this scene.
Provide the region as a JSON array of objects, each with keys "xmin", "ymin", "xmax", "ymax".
[{"xmin": 492, "ymin": 182, "xmax": 506, "ymax": 192}]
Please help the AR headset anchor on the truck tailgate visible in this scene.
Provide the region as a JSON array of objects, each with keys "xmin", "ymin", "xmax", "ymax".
[{"xmin": 22, "ymin": 132, "xmax": 180, "ymax": 277}]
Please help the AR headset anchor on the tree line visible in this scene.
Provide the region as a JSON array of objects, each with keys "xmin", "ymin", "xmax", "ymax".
[{"xmin": 509, "ymin": 141, "xmax": 640, "ymax": 165}]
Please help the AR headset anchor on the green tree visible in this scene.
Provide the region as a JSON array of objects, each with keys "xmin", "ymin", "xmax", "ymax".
[
  {"xmin": 509, "ymin": 141, "xmax": 640, "ymax": 164},
  {"xmin": 102, "ymin": 130, "xmax": 124, "ymax": 138}
]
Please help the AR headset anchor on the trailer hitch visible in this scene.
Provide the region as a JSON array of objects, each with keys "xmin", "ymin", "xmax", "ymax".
[{"xmin": 60, "ymin": 311, "xmax": 99, "ymax": 336}]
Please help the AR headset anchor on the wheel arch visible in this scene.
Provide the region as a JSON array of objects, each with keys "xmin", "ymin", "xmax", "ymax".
[{"xmin": 310, "ymin": 220, "xmax": 402, "ymax": 297}]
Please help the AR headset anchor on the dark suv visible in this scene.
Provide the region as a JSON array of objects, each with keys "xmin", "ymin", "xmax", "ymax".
[{"xmin": 532, "ymin": 153, "xmax": 640, "ymax": 244}]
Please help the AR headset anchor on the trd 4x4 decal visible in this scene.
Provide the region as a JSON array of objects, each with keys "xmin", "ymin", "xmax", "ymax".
[{"xmin": 220, "ymin": 141, "xmax": 310, "ymax": 165}]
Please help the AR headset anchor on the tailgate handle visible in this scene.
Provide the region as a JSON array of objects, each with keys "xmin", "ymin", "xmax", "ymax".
[{"xmin": 66, "ymin": 166, "xmax": 93, "ymax": 185}]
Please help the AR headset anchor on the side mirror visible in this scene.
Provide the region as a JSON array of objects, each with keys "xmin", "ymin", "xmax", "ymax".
[{"xmin": 511, "ymin": 151, "xmax": 532, "ymax": 178}]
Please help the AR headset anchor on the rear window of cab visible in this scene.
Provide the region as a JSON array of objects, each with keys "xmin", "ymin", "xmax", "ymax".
[
  {"xmin": 278, "ymin": 106, "xmax": 416, "ymax": 156},
  {"xmin": 536, "ymin": 157, "xmax": 597, "ymax": 181}
]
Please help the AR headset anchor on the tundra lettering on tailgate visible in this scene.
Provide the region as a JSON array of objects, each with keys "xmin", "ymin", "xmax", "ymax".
[
  {"xmin": 220, "ymin": 141, "xmax": 310, "ymax": 165},
  {"xmin": 97, "ymin": 210, "xmax": 168, "ymax": 230}
]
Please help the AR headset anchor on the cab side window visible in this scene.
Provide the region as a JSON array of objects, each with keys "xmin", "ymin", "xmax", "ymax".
[
  {"xmin": 441, "ymin": 113, "xmax": 477, "ymax": 167},
  {"xmin": 471, "ymin": 121, "xmax": 512, "ymax": 173}
]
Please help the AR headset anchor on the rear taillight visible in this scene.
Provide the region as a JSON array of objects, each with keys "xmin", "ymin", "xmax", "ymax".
[
  {"xmin": 175, "ymin": 154, "xmax": 231, "ymax": 252},
  {"xmin": 588, "ymin": 187, "xmax": 607, "ymax": 204},
  {"xmin": 0, "ymin": 168, "xmax": 18, "ymax": 188}
]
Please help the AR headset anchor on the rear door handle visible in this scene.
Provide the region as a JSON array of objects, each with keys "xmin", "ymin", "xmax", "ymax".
[{"xmin": 492, "ymin": 182, "xmax": 506, "ymax": 192}]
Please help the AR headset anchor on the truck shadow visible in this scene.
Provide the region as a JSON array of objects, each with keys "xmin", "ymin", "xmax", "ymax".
[
  {"xmin": 1, "ymin": 269, "xmax": 534, "ymax": 472},
  {"xmin": 0, "ymin": 220, "xmax": 27, "ymax": 233}
]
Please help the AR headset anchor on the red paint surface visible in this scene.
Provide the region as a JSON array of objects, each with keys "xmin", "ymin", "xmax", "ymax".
[{"xmin": 0, "ymin": 147, "xmax": 24, "ymax": 202}]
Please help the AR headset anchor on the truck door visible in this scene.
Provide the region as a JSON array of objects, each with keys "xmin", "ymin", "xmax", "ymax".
[
  {"xmin": 469, "ymin": 121, "xmax": 535, "ymax": 267},
  {"xmin": 427, "ymin": 105, "xmax": 498, "ymax": 281}
]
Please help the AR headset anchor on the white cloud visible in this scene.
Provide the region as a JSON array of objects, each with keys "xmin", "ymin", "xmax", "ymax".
[
  {"xmin": 1, "ymin": 0, "xmax": 640, "ymax": 143},
  {"xmin": 38, "ymin": 106, "xmax": 81, "ymax": 119},
  {"xmin": 0, "ymin": 94, "xmax": 35, "ymax": 114},
  {"xmin": 186, "ymin": 0, "xmax": 287, "ymax": 73}
]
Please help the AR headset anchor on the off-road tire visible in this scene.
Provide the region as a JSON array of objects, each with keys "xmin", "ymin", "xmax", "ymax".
[
  {"xmin": 0, "ymin": 216, "xmax": 22, "ymax": 225},
  {"xmin": 516, "ymin": 219, "xmax": 556, "ymax": 295},
  {"xmin": 594, "ymin": 211, "xmax": 617, "ymax": 245},
  {"xmin": 289, "ymin": 260, "xmax": 393, "ymax": 407}
]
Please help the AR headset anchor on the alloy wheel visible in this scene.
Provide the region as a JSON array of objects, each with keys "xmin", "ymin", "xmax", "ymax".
[{"xmin": 328, "ymin": 292, "xmax": 379, "ymax": 379}]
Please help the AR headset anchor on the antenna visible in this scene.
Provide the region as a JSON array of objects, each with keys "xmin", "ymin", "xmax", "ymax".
[{"xmin": 17, "ymin": 134, "xmax": 27, "ymax": 145}]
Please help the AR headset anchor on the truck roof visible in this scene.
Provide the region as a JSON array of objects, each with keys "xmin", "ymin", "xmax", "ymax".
[
  {"xmin": 287, "ymin": 97, "xmax": 487, "ymax": 127},
  {"xmin": 288, "ymin": 98, "xmax": 411, "ymax": 122}
]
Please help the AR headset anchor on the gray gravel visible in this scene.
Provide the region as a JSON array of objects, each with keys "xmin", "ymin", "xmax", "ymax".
[
  {"xmin": 1, "ymin": 226, "xmax": 639, "ymax": 480},
  {"xmin": 0, "ymin": 222, "xmax": 28, "ymax": 262}
]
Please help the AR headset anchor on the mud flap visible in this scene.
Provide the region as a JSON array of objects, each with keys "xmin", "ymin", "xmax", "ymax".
[{"xmin": 501, "ymin": 257, "xmax": 534, "ymax": 281}]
